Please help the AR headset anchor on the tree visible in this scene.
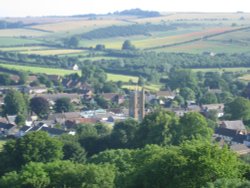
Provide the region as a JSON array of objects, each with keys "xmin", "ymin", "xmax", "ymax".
[
  {"xmin": 224, "ymin": 97, "xmax": 250, "ymax": 121},
  {"xmin": 15, "ymin": 114, "xmax": 25, "ymax": 126},
  {"xmin": 55, "ymin": 97, "xmax": 73, "ymax": 113},
  {"xmin": 200, "ymin": 92, "xmax": 218, "ymax": 104},
  {"xmin": 175, "ymin": 112, "xmax": 213, "ymax": 144},
  {"xmin": 64, "ymin": 36, "xmax": 79, "ymax": 48},
  {"xmin": 136, "ymin": 110, "xmax": 178, "ymax": 146},
  {"xmin": 122, "ymin": 40, "xmax": 135, "ymax": 50},
  {"xmin": 30, "ymin": 97, "xmax": 50, "ymax": 119},
  {"xmin": 0, "ymin": 131, "xmax": 63, "ymax": 173},
  {"xmin": 111, "ymin": 119, "xmax": 140, "ymax": 148},
  {"xmin": 4, "ymin": 90, "xmax": 27, "ymax": 115},
  {"xmin": 0, "ymin": 73, "xmax": 11, "ymax": 85},
  {"xmin": 179, "ymin": 87, "xmax": 195, "ymax": 101}
]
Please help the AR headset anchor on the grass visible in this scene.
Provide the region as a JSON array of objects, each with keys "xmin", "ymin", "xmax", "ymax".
[
  {"xmin": 0, "ymin": 37, "xmax": 43, "ymax": 47},
  {"xmin": 0, "ymin": 63, "xmax": 81, "ymax": 76}
]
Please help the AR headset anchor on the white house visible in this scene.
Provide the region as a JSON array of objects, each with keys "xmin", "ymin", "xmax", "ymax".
[{"xmin": 72, "ymin": 64, "xmax": 79, "ymax": 71}]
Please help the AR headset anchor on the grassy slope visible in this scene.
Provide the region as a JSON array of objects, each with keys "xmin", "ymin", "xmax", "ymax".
[{"xmin": 0, "ymin": 37, "xmax": 43, "ymax": 47}]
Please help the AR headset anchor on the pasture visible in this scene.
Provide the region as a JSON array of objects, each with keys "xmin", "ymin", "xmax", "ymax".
[
  {"xmin": 107, "ymin": 74, "xmax": 138, "ymax": 83},
  {"xmin": 122, "ymin": 84, "xmax": 163, "ymax": 92},
  {"xmin": 191, "ymin": 67, "xmax": 250, "ymax": 73}
]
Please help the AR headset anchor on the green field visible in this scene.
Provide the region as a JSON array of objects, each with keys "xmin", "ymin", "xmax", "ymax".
[
  {"xmin": 21, "ymin": 49, "xmax": 86, "ymax": 55},
  {"xmin": 0, "ymin": 37, "xmax": 43, "ymax": 47}
]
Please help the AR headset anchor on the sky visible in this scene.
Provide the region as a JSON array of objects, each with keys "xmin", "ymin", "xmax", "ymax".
[{"xmin": 0, "ymin": 0, "xmax": 250, "ymax": 17}]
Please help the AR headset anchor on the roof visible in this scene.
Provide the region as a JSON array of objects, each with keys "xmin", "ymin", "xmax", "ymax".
[
  {"xmin": 230, "ymin": 144, "xmax": 250, "ymax": 155},
  {"xmin": 48, "ymin": 112, "xmax": 81, "ymax": 121},
  {"xmin": 34, "ymin": 93, "xmax": 81, "ymax": 101},
  {"xmin": 0, "ymin": 122, "xmax": 15, "ymax": 130},
  {"xmin": 215, "ymin": 127, "xmax": 237, "ymax": 138},
  {"xmin": 40, "ymin": 127, "xmax": 66, "ymax": 135},
  {"xmin": 202, "ymin": 104, "xmax": 224, "ymax": 111},
  {"xmin": 220, "ymin": 120, "xmax": 246, "ymax": 131},
  {"xmin": 156, "ymin": 91, "xmax": 176, "ymax": 97},
  {"xmin": 101, "ymin": 93, "xmax": 119, "ymax": 100},
  {"xmin": 19, "ymin": 125, "xmax": 32, "ymax": 132},
  {"xmin": 232, "ymin": 134, "xmax": 247, "ymax": 144}
]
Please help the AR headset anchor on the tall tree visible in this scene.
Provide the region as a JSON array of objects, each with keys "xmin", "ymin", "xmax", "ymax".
[
  {"xmin": 122, "ymin": 40, "xmax": 135, "ymax": 50},
  {"xmin": 224, "ymin": 97, "xmax": 250, "ymax": 121},
  {"xmin": 4, "ymin": 90, "xmax": 27, "ymax": 115}
]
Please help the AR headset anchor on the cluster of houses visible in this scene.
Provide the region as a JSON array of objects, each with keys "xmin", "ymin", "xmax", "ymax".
[{"xmin": 0, "ymin": 77, "xmax": 250, "ymax": 155}]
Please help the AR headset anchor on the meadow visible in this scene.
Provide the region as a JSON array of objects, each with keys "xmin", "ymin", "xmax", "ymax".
[
  {"xmin": 0, "ymin": 29, "xmax": 49, "ymax": 37},
  {"xmin": 122, "ymin": 84, "xmax": 163, "ymax": 92},
  {"xmin": 21, "ymin": 49, "xmax": 86, "ymax": 55}
]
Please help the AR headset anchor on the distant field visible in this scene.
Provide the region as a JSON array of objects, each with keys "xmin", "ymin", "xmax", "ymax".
[
  {"xmin": 0, "ymin": 37, "xmax": 43, "ymax": 47},
  {"xmin": 239, "ymin": 74, "xmax": 250, "ymax": 81},
  {"xmin": 107, "ymin": 74, "xmax": 138, "ymax": 83},
  {"xmin": 122, "ymin": 84, "xmax": 163, "ymax": 92},
  {"xmin": 21, "ymin": 49, "xmax": 86, "ymax": 55},
  {"xmin": 156, "ymin": 40, "xmax": 250, "ymax": 54},
  {"xmin": 0, "ymin": 63, "xmax": 81, "ymax": 76},
  {"xmin": 31, "ymin": 19, "xmax": 127, "ymax": 33},
  {"xmin": 0, "ymin": 29, "xmax": 49, "ymax": 37},
  {"xmin": 0, "ymin": 46, "xmax": 51, "ymax": 52}
]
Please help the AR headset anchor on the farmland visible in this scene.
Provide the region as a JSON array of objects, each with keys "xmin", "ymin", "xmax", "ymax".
[
  {"xmin": 0, "ymin": 37, "xmax": 44, "ymax": 47},
  {"xmin": 21, "ymin": 49, "xmax": 86, "ymax": 55},
  {"xmin": 0, "ymin": 28, "xmax": 49, "ymax": 37}
]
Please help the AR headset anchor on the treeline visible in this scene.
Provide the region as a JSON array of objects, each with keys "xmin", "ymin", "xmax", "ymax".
[
  {"xmin": 2, "ymin": 50, "xmax": 250, "ymax": 83},
  {"xmin": 0, "ymin": 20, "xmax": 25, "ymax": 29},
  {"xmin": 81, "ymin": 23, "xmax": 199, "ymax": 39},
  {"xmin": 0, "ymin": 110, "xmax": 250, "ymax": 187},
  {"xmin": 113, "ymin": 8, "xmax": 161, "ymax": 17}
]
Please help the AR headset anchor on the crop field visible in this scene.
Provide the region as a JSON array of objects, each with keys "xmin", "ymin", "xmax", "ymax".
[
  {"xmin": 156, "ymin": 40, "xmax": 250, "ymax": 54},
  {"xmin": 122, "ymin": 84, "xmax": 163, "ymax": 92},
  {"xmin": 0, "ymin": 37, "xmax": 43, "ymax": 47},
  {"xmin": 0, "ymin": 29, "xmax": 49, "ymax": 37},
  {"xmin": 31, "ymin": 19, "xmax": 127, "ymax": 33},
  {"xmin": 0, "ymin": 46, "xmax": 51, "ymax": 52},
  {"xmin": 21, "ymin": 49, "xmax": 86, "ymax": 55},
  {"xmin": 79, "ymin": 26, "xmax": 233, "ymax": 50},
  {"xmin": 107, "ymin": 73, "xmax": 138, "ymax": 83}
]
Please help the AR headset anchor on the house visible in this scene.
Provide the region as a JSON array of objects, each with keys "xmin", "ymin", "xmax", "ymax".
[
  {"xmin": 230, "ymin": 144, "xmax": 250, "ymax": 155},
  {"xmin": 23, "ymin": 86, "xmax": 48, "ymax": 94},
  {"xmin": 34, "ymin": 93, "xmax": 82, "ymax": 105},
  {"xmin": 156, "ymin": 91, "xmax": 176, "ymax": 100},
  {"xmin": 101, "ymin": 93, "xmax": 125, "ymax": 104},
  {"xmin": 201, "ymin": 103, "xmax": 224, "ymax": 117},
  {"xmin": 0, "ymin": 122, "xmax": 16, "ymax": 136},
  {"xmin": 64, "ymin": 117, "xmax": 99, "ymax": 130},
  {"xmin": 72, "ymin": 64, "xmax": 79, "ymax": 71},
  {"xmin": 18, "ymin": 123, "xmax": 67, "ymax": 137},
  {"xmin": 220, "ymin": 120, "xmax": 247, "ymax": 134},
  {"xmin": 47, "ymin": 75, "xmax": 62, "ymax": 82},
  {"xmin": 48, "ymin": 112, "xmax": 81, "ymax": 125}
]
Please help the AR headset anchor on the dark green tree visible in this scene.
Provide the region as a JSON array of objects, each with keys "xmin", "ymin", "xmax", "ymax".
[
  {"xmin": 30, "ymin": 97, "xmax": 50, "ymax": 119},
  {"xmin": 122, "ymin": 40, "xmax": 135, "ymax": 50},
  {"xmin": 224, "ymin": 97, "xmax": 250, "ymax": 121},
  {"xmin": 55, "ymin": 97, "xmax": 73, "ymax": 113}
]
